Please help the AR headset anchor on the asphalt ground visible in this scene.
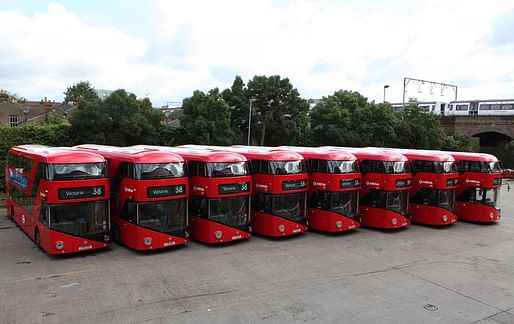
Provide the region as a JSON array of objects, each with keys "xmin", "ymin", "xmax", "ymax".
[{"xmin": 1, "ymin": 182, "xmax": 513, "ymax": 324}]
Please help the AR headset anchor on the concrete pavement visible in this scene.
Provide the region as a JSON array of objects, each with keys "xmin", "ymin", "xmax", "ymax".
[{"xmin": 0, "ymin": 183, "xmax": 513, "ymax": 323}]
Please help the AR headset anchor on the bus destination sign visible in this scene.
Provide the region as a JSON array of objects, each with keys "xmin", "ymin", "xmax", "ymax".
[
  {"xmin": 58, "ymin": 186, "xmax": 105, "ymax": 200},
  {"xmin": 218, "ymin": 182, "xmax": 250, "ymax": 195},
  {"xmin": 282, "ymin": 179, "xmax": 307, "ymax": 191},
  {"xmin": 147, "ymin": 184, "xmax": 186, "ymax": 198}
]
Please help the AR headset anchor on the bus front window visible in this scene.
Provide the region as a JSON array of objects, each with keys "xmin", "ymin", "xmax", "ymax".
[
  {"xmin": 457, "ymin": 187, "xmax": 500, "ymax": 207},
  {"xmin": 208, "ymin": 196, "xmax": 250, "ymax": 227},
  {"xmin": 386, "ymin": 191, "xmax": 409, "ymax": 216},
  {"xmin": 272, "ymin": 192, "xmax": 307, "ymax": 223},
  {"xmin": 330, "ymin": 191, "xmax": 359, "ymax": 219},
  {"xmin": 137, "ymin": 199, "xmax": 187, "ymax": 234},
  {"xmin": 49, "ymin": 201, "xmax": 109, "ymax": 235}
]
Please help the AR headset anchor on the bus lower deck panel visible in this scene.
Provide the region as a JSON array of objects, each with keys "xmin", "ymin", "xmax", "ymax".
[
  {"xmin": 251, "ymin": 212, "xmax": 308, "ymax": 236},
  {"xmin": 307, "ymin": 208, "xmax": 360, "ymax": 232}
]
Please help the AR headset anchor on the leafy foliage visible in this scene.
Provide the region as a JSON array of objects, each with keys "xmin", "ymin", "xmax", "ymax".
[
  {"xmin": 0, "ymin": 122, "xmax": 72, "ymax": 195},
  {"xmin": 310, "ymin": 90, "xmax": 398, "ymax": 147},
  {"xmin": 69, "ymin": 89, "xmax": 165, "ymax": 146},
  {"xmin": 394, "ymin": 103, "xmax": 446, "ymax": 149},
  {"xmin": 180, "ymin": 88, "xmax": 234, "ymax": 145},
  {"xmin": 64, "ymin": 81, "xmax": 100, "ymax": 104},
  {"xmin": 222, "ymin": 76, "xmax": 250, "ymax": 144}
]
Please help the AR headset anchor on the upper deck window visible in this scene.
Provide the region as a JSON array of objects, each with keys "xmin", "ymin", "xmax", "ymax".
[
  {"xmin": 189, "ymin": 161, "xmax": 249, "ymax": 177},
  {"xmin": 308, "ymin": 159, "xmax": 359, "ymax": 174},
  {"xmin": 252, "ymin": 160, "xmax": 306, "ymax": 175},
  {"xmin": 412, "ymin": 161, "xmax": 456, "ymax": 174},
  {"xmin": 457, "ymin": 161, "xmax": 501, "ymax": 174},
  {"xmin": 134, "ymin": 162, "xmax": 187, "ymax": 179},
  {"xmin": 362, "ymin": 160, "xmax": 410, "ymax": 174},
  {"xmin": 47, "ymin": 163, "xmax": 107, "ymax": 180}
]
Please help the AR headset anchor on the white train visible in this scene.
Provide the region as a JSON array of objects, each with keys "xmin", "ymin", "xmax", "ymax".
[{"xmin": 391, "ymin": 99, "xmax": 514, "ymax": 116}]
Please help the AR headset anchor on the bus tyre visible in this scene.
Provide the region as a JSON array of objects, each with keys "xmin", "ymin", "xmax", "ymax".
[
  {"xmin": 112, "ymin": 226, "xmax": 121, "ymax": 244},
  {"xmin": 34, "ymin": 227, "xmax": 41, "ymax": 248}
]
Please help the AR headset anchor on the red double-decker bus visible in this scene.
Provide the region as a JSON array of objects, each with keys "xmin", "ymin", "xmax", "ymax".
[
  {"xmin": 449, "ymin": 152, "xmax": 502, "ymax": 222},
  {"xmin": 76, "ymin": 145, "xmax": 189, "ymax": 250},
  {"xmin": 278, "ymin": 146, "xmax": 361, "ymax": 232},
  {"xmin": 181, "ymin": 145, "xmax": 309, "ymax": 237},
  {"xmin": 137, "ymin": 146, "xmax": 252, "ymax": 244},
  {"xmin": 324, "ymin": 147, "xmax": 412, "ymax": 229},
  {"xmin": 394, "ymin": 150, "xmax": 459, "ymax": 225},
  {"xmin": 5, "ymin": 145, "xmax": 110, "ymax": 254}
]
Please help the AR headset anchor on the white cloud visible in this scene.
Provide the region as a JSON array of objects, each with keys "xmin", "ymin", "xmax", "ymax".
[{"xmin": 1, "ymin": 1, "xmax": 514, "ymax": 106}]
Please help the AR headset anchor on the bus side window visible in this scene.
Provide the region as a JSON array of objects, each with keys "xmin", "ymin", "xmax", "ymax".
[
  {"xmin": 112, "ymin": 162, "xmax": 129, "ymax": 192},
  {"xmin": 39, "ymin": 201, "xmax": 48, "ymax": 225},
  {"xmin": 361, "ymin": 161, "xmax": 372, "ymax": 174},
  {"xmin": 308, "ymin": 159, "xmax": 318, "ymax": 173},
  {"xmin": 251, "ymin": 160, "xmax": 260, "ymax": 174},
  {"xmin": 412, "ymin": 160, "xmax": 423, "ymax": 174},
  {"xmin": 121, "ymin": 200, "xmax": 137, "ymax": 223}
]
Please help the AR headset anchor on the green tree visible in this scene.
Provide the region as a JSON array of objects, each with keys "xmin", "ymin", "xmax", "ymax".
[
  {"xmin": 441, "ymin": 133, "xmax": 473, "ymax": 152},
  {"xmin": 246, "ymin": 75, "xmax": 309, "ymax": 146},
  {"xmin": 0, "ymin": 123, "xmax": 72, "ymax": 196},
  {"xmin": 394, "ymin": 103, "xmax": 446, "ymax": 149},
  {"xmin": 180, "ymin": 88, "xmax": 234, "ymax": 145},
  {"xmin": 310, "ymin": 90, "xmax": 398, "ymax": 147},
  {"xmin": 69, "ymin": 89, "xmax": 164, "ymax": 145},
  {"xmin": 64, "ymin": 81, "xmax": 100, "ymax": 104},
  {"xmin": 222, "ymin": 76, "xmax": 250, "ymax": 144}
]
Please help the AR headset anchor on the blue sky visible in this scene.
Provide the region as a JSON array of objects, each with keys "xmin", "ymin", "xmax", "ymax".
[{"xmin": 1, "ymin": 0, "xmax": 514, "ymax": 106}]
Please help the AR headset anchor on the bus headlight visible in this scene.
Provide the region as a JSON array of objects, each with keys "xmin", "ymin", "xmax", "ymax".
[
  {"xmin": 489, "ymin": 212, "xmax": 494, "ymax": 219},
  {"xmin": 278, "ymin": 225, "xmax": 285, "ymax": 233},
  {"xmin": 442, "ymin": 215, "xmax": 448, "ymax": 222},
  {"xmin": 248, "ymin": 226, "xmax": 253, "ymax": 233},
  {"xmin": 335, "ymin": 221, "xmax": 343, "ymax": 228},
  {"xmin": 104, "ymin": 234, "xmax": 110, "ymax": 242},
  {"xmin": 391, "ymin": 218, "xmax": 398, "ymax": 225},
  {"xmin": 184, "ymin": 231, "xmax": 189, "ymax": 238},
  {"xmin": 143, "ymin": 237, "xmax": 152, "ymax": 246},
  {"xmin": 55, "ymin": 241, "xmax": 64, "ymax": 250},
  {"xmin": 214, "ymin": 231, "xmax": 223, "ymax": 239}
]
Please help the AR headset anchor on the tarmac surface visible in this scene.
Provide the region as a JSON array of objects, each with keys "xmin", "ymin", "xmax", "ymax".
[{"xmin": 1, "ymin": 182, "xmax": 514, "ymax": 324}]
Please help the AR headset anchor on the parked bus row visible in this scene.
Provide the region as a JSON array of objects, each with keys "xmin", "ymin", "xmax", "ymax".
[{"xmin": 5, "ymin": 145, "xmax": 503, "ymax": 255}]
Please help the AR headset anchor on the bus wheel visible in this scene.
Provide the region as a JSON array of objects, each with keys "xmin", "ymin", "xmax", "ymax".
[
  {"xmin": 112, "ymin": 226, "xmax": 121, "ymax": 244},
  {"xmin": 34, "ymin": 227, "xmax": 41, "ymax": 248}
]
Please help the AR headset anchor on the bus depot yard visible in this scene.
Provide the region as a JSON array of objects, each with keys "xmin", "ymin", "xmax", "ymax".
[{"xmin": 0, "ymin": 183, "xmax": 513, "ymax": 323}]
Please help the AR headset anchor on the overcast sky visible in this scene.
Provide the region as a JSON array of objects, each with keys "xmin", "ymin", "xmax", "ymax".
[{"xmin": 1, "ymin": 0, "xmax": 514, "ymax": 106}]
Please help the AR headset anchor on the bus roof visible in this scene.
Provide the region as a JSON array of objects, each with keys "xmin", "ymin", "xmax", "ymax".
[
  {"xmin": 363, "ymin": 147, "xmax": 455, "ymax": 162},
  {"xmin": 321, "ymin": 146, "xmax": 409, "ymax": 162},
  {"xmin": 132, "ymin": 145, "xmax": 249, "ymax": 163},
  {"xmin": 276, "ymin": 146, "xmax": 357, "ymax": 161},
  {"xmin": 75, "ymin": 144, "xmax": 185, "ymax": 164},
  {"xmin": 179, "ymin": 145, "xmax": 305, "ymax": 161},
  {"xmin": 9, "ymin": 145, "xmax": 106, "ymax": 164},
  {"xmin": 443, "ymin": 151, "xmax": 499, "ymax": 163}
]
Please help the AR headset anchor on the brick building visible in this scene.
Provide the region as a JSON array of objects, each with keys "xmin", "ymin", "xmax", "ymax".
[{"xmin": 0, "ymin": 99, "xmax": 76, "ymax": 128}]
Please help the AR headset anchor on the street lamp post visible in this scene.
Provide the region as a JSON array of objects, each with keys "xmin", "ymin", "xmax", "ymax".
[
  {"xmin": 383, "ymin": 85, "xmax": 390, "ymax": 103},
  {"xmin": 247, "ymin": 98, "xmax": 256, "ymax": 146}
]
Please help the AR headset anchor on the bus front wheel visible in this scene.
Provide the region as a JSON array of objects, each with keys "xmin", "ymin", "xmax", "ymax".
[{"xmin": 112, "ymin": 226, "xmax": 121, "ymax": 244}]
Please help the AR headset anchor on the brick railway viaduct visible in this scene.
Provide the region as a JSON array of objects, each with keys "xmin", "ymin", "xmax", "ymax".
[{"xmin": 440, "ymin": 116, "xmax": 514, "ymax": 146}]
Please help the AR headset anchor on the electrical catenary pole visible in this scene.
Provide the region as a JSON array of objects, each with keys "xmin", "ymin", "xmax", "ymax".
[{"xmin": 402, "ymin": 77, "xmax": 458, "ymax": 109}]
